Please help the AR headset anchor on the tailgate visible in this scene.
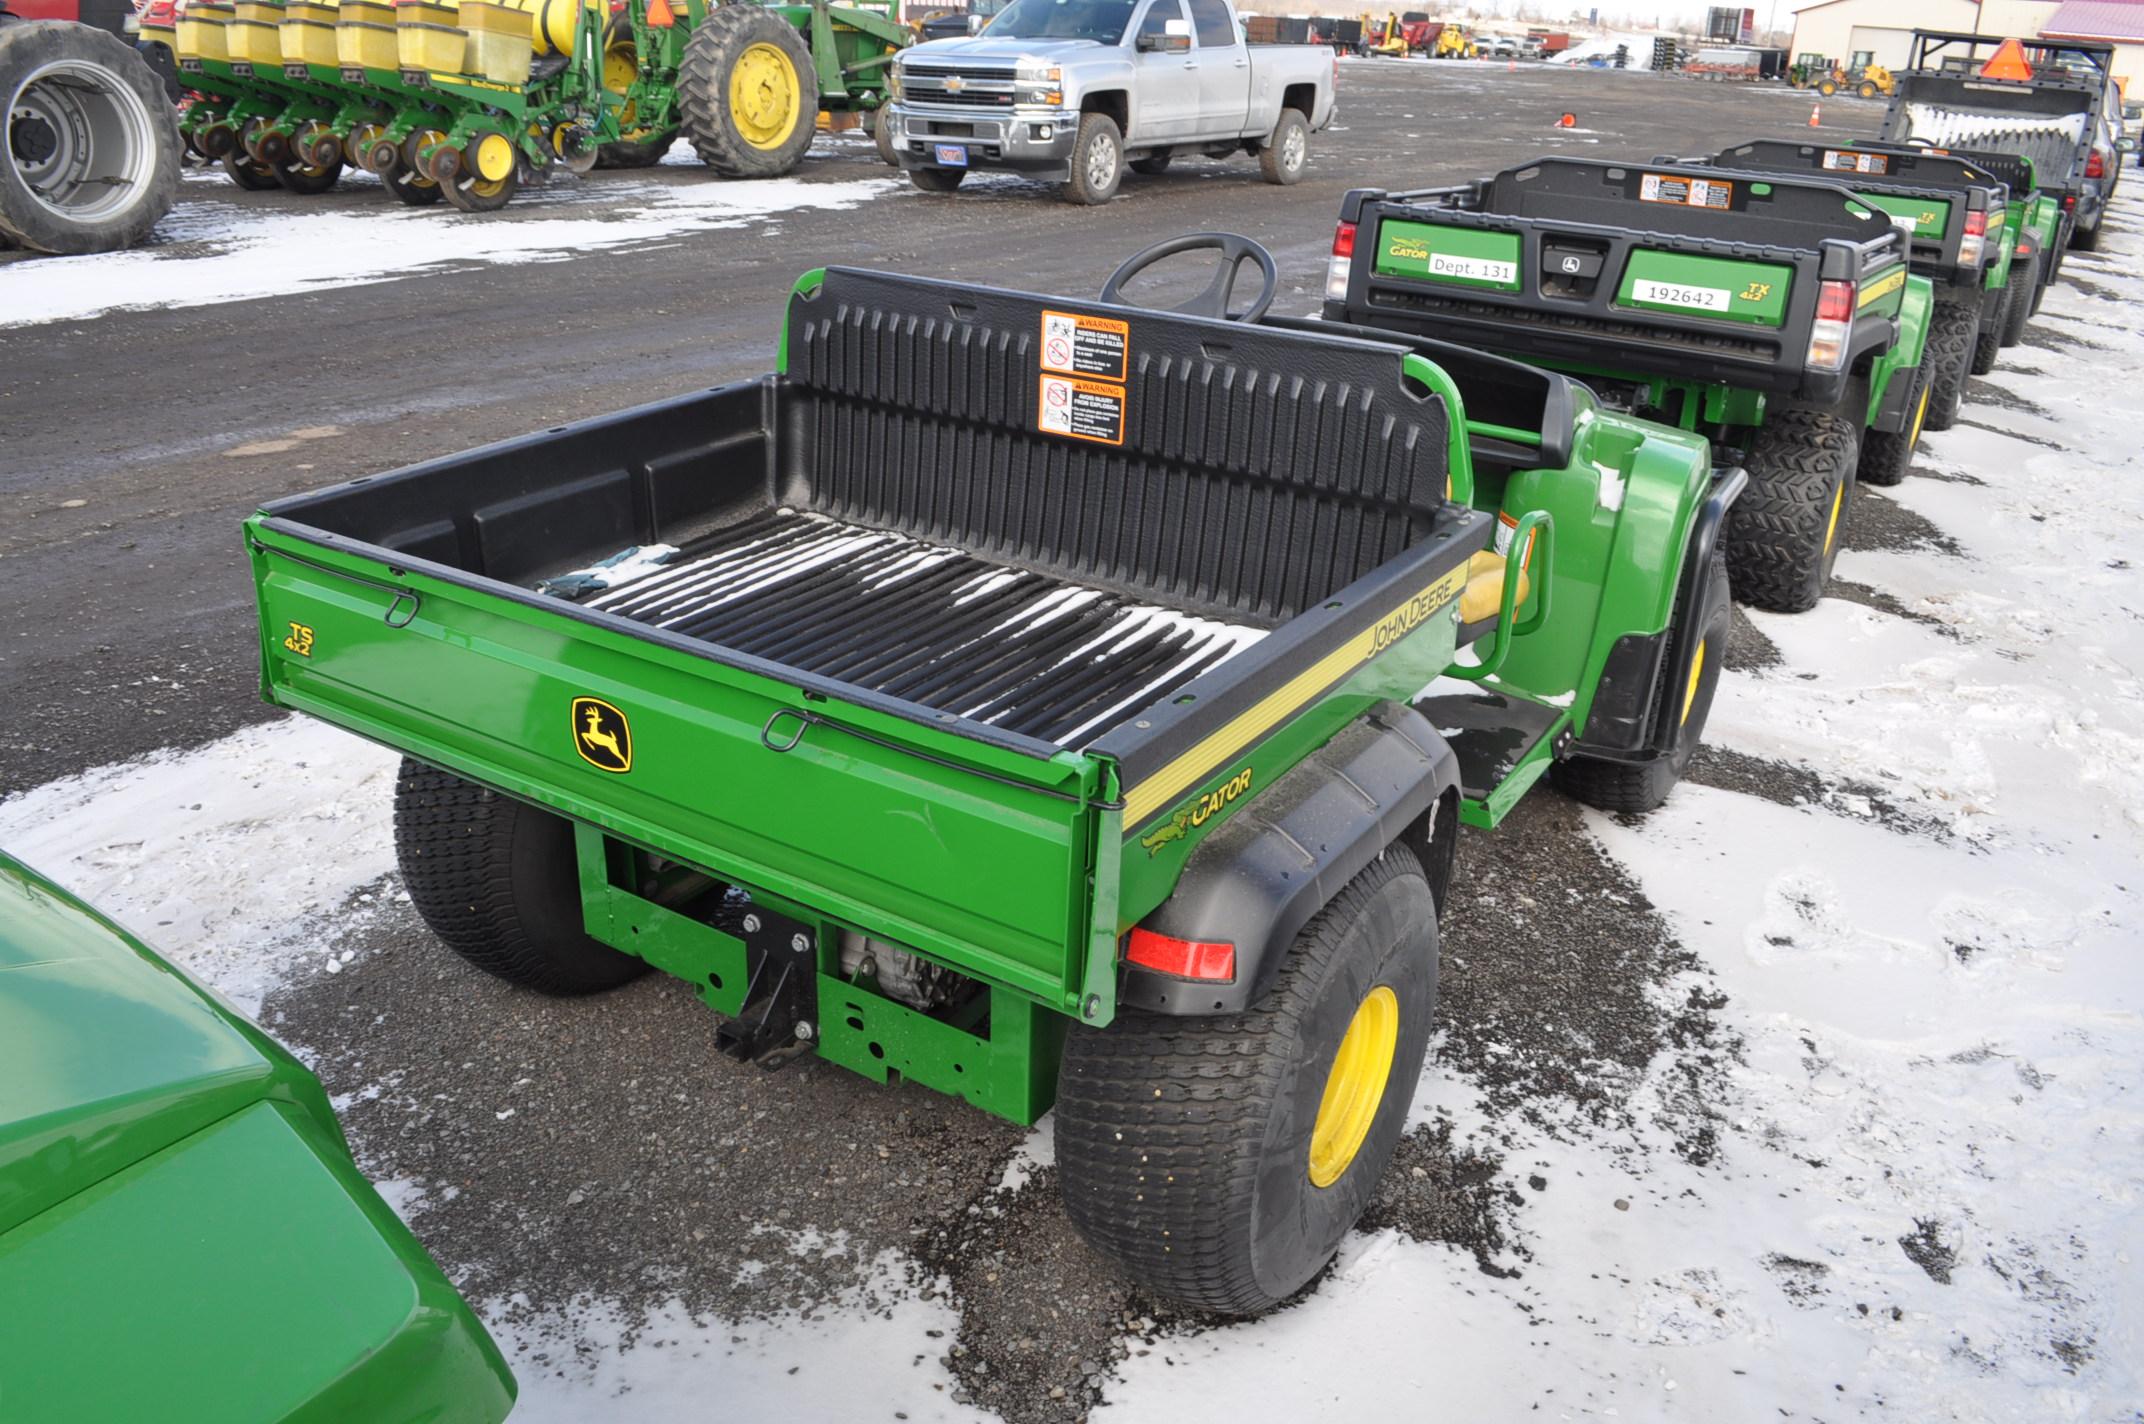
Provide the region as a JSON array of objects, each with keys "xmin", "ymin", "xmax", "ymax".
[{"xmin": 249, "ymin": 523, "xmax": 1111, "ymax": 1012}]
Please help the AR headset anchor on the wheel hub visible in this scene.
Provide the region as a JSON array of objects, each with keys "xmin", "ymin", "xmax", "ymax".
[
  {"xmin": 6, "ymin": 60, "xmax": 157, "ymax": 221},
  {"xmin": 1308, "ymin": 985, "xmax": 1399, "ymax": 1188},
  {"xmin": 729, "ymin": 42, "xmax": 800, "ymax": 150}
]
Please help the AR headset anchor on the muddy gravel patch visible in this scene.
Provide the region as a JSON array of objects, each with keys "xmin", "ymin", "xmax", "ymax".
[
  {"xmin": 1686, "ymin": 745, "xmax": 1964, "ymax": 846},
  {"xmin": 1842, "ymin": 488, "xmax": 1966, "ymax": 558}
]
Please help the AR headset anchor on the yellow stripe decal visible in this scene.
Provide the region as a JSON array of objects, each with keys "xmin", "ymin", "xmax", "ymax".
[
  {"xmin": 1120, "ymin": 562, "xmax": 1468, "ymax": 828},
  {"xmin": 1859, "ymin": 268, "xmax": 1907, "ymax": 308}
]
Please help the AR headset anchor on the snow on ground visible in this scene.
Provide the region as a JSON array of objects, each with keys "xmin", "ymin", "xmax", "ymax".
[
  {"xmin": 6, "ymin": 193, "xmax": 2144, "ymax": 1421},
  {"xmin": 0, "ymin": 162, "xmax": 900, "ymax": 330}
]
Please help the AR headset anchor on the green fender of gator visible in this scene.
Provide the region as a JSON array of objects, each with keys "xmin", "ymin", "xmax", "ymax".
[{"xmin": 1867, "ymin": 273, "xmax": 1934, "ymax": 428}]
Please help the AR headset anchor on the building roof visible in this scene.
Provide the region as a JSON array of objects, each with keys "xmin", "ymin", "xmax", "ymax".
[{"xmin": 2042, "ymin": 0, "xmax": 2144, "ymax": 42}]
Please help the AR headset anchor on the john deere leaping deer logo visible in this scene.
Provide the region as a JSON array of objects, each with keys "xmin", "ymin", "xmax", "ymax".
[{"xmin": 571, "ymin": 697, "xmax": 632, "ymax": 773}]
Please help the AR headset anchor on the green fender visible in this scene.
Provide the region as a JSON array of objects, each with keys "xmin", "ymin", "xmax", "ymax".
[
  {"xmin": 2022, "ymin": 193, "xmax": 2064, "ymax": 255},
  {"xmin": 1984, "ymin": 198, "xmax": 2021, "ymax": 291},
  {"xmin": 1867, "ymin": 273, "xmax": 1933, "ymax": 430},
  {"xmin": 1482, "ymin": 395, "xmax": 1715, "ymax": 738}
]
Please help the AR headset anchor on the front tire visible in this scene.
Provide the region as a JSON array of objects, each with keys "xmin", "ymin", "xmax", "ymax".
[
  {"xmin": 1057, "ymin": 848, "xmax": 1438, "ymax": 1316},
  {"xmin": 1258, "ymin": 107, "xmax": 1308, "ymax": 185},
  {"xmin": 677, "ymin": 3, "xmax": 819, "ymax": 179},
  {"xmin": 1059, "ymin": 110, "xmax": 1122, "ymax": 205},
  {"xmin": 1724, "ymin": 408, "xmax": 1857, "ymax": 614},
  {"xmin": 1921, "ymin": 294, "xmax": 1978, "ymax": 431},
  {"xmin": 394, "ymin": 759, "xmax": 648, "ymax": 994}
]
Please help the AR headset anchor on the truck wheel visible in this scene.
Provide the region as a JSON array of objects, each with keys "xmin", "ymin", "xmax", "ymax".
[
  {"xmin": 1724, "ymin": 408, "xmax": 1857, "ymax": 614},
  {"xmin": 1857, "ymin": 362, "xmax": 1929, "ymax": 487},
  {"xmin": 1056, "ymin": 847, "xmax": 1438, "ymax": 1316},
  {"xmin": 1258, "ymin": 108, "xmax": 1308, "ymax": 185},
  {"xmin": 872, "ymin": 111, "xmax": 896, "ymax": 166},
  {"xmin": 1969, "ymin": 285, "xmax": 2007, "ymax": 374},
  {"xmin": 1920, "ymin": 295, "xmax": 1978, "ymax": 432},
  {"xmin": 678, "ymin": 2, "xmax": 819, "ymax": 179},
  {"xmin": 1552, "ymin": 547, "xmax": 1730, "ymax": 814},
  {"xmin": 393, "ymin": 758, "xmax": 648, "ymax": 995},
  {"xmin": 1999, "ymin": 252, "xmax": 2038, "ymax": 347},
  {"xmin": 909, "ymin": 166, "xmax": 963, "ymax": 192},
  {"xmin": 2070, "ymin": 219, "xmax": 2100, "ymax": 252},
  {"xmin": 1060, "ymin": 111, "xmax": 1122, "ymax": 205},
  {"xmin": 0, "ymin": 19, "xmax": 179, "ymax": 255}
]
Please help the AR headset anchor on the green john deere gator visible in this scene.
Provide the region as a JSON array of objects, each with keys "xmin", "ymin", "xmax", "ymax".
[
  {"xmin": 246, "ymin": 234, "xmax": 1740, "ymax": 1314},
  {"xmin": 1327, "ymin": 155, "xmax": 1934, "ymax": 614},
  {"xmin": 163, "ymin": 0, "xmax": 908, "ymax": 209}
]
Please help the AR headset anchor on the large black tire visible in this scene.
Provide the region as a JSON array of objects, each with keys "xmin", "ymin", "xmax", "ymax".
[
  {"xmin": 382, "ymin": 165, "xmax": 444, "ymax": 206},
  {"xmin": 1969, "ymin": 284, "xmax": 2007, "ymax": 375},
  {"xmin": 2070, "ymin": 218, "xmax": 2101, "ymax": 252},
  {"xmin": 595, "ymin": 129, "xmax": 677, "ymax": 168},
  {"xmin": 909, "ymin": 165, "xmax": 963, "ymax": 192},
  {"xmin": 1999, "ymin": 252, "xmax": 2038, "ymax": 347},
  {"xmin": 677, "ymin": 4, "xmax": 818, "ymax": 179},
  {"xmin": 1059, "ymin": 110, "xmax": 1122, "ymax": 205},
  {"xmin": 1724, "ymin": 408, "xmax": 1857, "ymax": 614},
  {"xmin": 393, "ymin": 758, "xmax": 649, "ymax": 994},
  {"xmin": 1257, "ymin": 108, "xmax": 1307, "ymax": 185},
  {"xmin": 1921, "ymin": 294, "xmax": 1977, "ymax": 433},
  {"xmin": 1057, "ymin": 847, "xmax": 1438, "ymax": 1316},
  {"xmin": 0, "ymin": 19, "xmax": 179, "ymax": 253},
  {"xmin": 872, "ymin": 110, "xmax": 896, "ymax": 166},
  {"xmin": 1856, "ymin": 360, "xmax": 1929, "ymax": 487},
  {"xmin": 1552, "ymin": 546, "xmax": 1730, "ymax": 814}
]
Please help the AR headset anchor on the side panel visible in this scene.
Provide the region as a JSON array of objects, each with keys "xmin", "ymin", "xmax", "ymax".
[
  {"xmin": 1867, "ymin": 273, "xmax": 1933, "ymax": 428},
  {"xmin": 1858, "ymin": 188, "xmax": 1953, "ymax": 238}
]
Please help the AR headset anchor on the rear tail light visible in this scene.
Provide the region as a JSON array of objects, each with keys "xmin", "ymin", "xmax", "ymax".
[
  {"xmin": 1125, "ymin": 929, "xmax": 1237, "ymax": 982},
  {"xmin": 1960, "ymin": 208, "xmax": 1988, "ymax": 266},
  {"xmin": 2063, "ymin": 193, "xmax": 2077, "ymax": 210},
  {"xmin": 1326, "ymin": 219, "xmax": 1358, "ymax": 303},
  {"xmin": 2086, "ymin": 148, "xmax": 2106, "ymax": 179},
  {"xmin": 1806, "ymin": 278, "xmax": 1855, "ymax": 371}
]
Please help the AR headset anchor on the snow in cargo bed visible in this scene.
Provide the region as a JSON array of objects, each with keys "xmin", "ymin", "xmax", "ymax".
[{"xmin": 1896, "ymin": 102, "xmax": 2090, "ymax": 182}]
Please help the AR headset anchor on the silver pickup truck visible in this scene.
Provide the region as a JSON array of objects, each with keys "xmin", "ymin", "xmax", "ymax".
[{"xmin": 882, "ymin": 0, "xmax": 1337, "ymax": 204}]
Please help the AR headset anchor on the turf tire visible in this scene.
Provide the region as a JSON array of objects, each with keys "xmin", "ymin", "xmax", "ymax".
[
  {"xmin": 677, "ymin": 4, "xmax": 819, "ymax": 179},
  {"xmin": 1056, "ymin": 847, "xmax": 1438, "ymax": 1316},
  {"xmin": 1723, "ymin": 408, "xmax": 1857, "ymax": 614},
  {"xmin": 1921, "ymin": 294, "xmax": 1978, "ymax": 432},
  {"xmin": 393, "ymin": 758, "xmax": 648, "ymax": 995}
]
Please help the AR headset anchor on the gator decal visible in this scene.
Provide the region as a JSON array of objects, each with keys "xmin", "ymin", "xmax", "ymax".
[
  {"xmin": 1859, "ymin": 267, "xmax": 1908, "ymax": 309},
  {"xmin": 1615, "ymin": 249, "xmax": 1794, "ymax": 326},
  {"xmin": 1138, "ymin": 767, "xmax": 1255, "ymax": 855},
  {"xmin": 1374, "ymin": 220, "xmax": 1523, "ymax": 292},
  {"xmin": 1860, "ymin": 190, "xmax": 1954, "ymax": 237}
]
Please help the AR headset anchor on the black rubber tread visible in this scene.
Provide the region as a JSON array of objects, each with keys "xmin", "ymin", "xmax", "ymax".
[
  {"xmin": 1856, "ymin": 360, "xmax": 1926, "ymax": 487},
  {"xmin": 271, "ymin": 155, "xmax": 342, "ymax": 195},
  {"xmin": 382, "ymin": 166, "xmax": 444, "ymax": 206},
  {"xmin": 439, "ymin": 158, "xmax": 519, "ymax": 213},
  {"xmin": 1969, "ymin": 283, "xmax": 2007, "ymax": 375},
  {"xmin": 0, "ymin": 20, "xmax": 180, "ymax": 253},
  {"xmin": 221, "ymin": 151, "xmax": 280, "ymax": 190},
  {"xmin": 1999, "ymin": 251, "xmax": 2038, "ymax": 347},
  {"xmin": 1057, "ymin": 848, "xmax": 1437, "ymax": 1316},
  {"xmin": 1724, "ymin": 408, "xmax": 1857, "ymax": 614},
  {"xmin": 1920, "ymin": 294, "xmax": 1979, "ymax": 432},
  {"xmin": 1552, "ymin": 546, "xmax": 1730, "ymax": 814},
  {"xmin": 595, "ymin": 129, "xmax": 678, "ymax": 168},
  {"xmin": 392, "ymin": 758, "xmax": 648, "ymax": 995},
  {"xmin": 677, "ymin": 5, "xmax": 819, "ymax": 179},
  {"xmin": 1129, "ymin": 152, "xmax": 1172, "ymax": 175},
  {"xmin": 2070, "ymin": 218, "xmax": 2101, "ymax": 252},
  {"xmin": 1059, "ymin": 111, "xmax": 1122, "ymax": 205},
  {"xmin": 909, "ymin": 165, "xmax": 963, "ymax": 192},
  {"xmin": 1257, "ymin": 108, "xmax": 1307, "ymax": 185}
]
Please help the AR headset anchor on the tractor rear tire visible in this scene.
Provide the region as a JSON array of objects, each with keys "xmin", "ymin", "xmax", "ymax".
[
  {"xmin": 1970, "ymin": 284, "xmax": 2007, "ymax": 374},
  {"xmin": 1724, "ymin": 408, "xmax": 1857, "ymax": 614},
  {"xmin": 1999, "ymin": 252, "xmax": 2038, "ymax": 346},
  {"xmin": 1857, "ymin": 361, "xmax": 1929, "ymax": 487},
  {"xmin": 1056, "ymin": 847, "xmax": 1438, "ymax": 1316},
  {"xmin": 595, "ymin": 129, "xmax": 678, "ymax": 168},
  {"xmin": 1921, "ymin": 294, "xmax": 1978, "ymax": 432},
  {"xmin": 678, "ymin": 3, "xmax": 819, "ymax": 180},
  {"xmin": 0, "ymin": 19, "xmax": 179, "ymax": 254},
  {"xmin": 1552, "ymin": 546, "xmax": 1730, "ymax": 814},
  {"xmin": 393, "ymin": 758, "xmax": 648, "ymax": 995}
]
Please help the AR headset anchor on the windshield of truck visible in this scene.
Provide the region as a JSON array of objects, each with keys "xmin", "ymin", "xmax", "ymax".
[{"xmin": 984, "ymin": 0, "xmax": 1137, "ymax": 42}]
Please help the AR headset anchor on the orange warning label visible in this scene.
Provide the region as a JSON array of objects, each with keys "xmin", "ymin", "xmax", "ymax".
[
  {"xmin": 1040, "ymin": 309, "xmax": 1130, "ymax": 381},
  {"xmin": 1038, "ymin": 374, "xmax": 1126, "ymax": 445},
  {"xmin": 1639, "ymin": 173, "xmax": 1734, "ymax": 209}
]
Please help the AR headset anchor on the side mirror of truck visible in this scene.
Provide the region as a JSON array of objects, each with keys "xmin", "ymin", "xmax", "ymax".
[
  {"xmin": 2119, "ymin": 137, "xmax": 2138, "ymax": 153},
  {"xmin": 1138, "ymin": 19, "xmax": 1191, "ymax": 52}
]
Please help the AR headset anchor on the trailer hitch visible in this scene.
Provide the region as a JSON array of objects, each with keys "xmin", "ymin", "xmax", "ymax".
[{"xmin": 714, "ymin": 906, "xmax": 821, "ymax": 1069}]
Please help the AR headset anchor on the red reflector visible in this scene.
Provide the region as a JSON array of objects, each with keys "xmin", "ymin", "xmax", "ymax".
[
  {"xmin": 1815, "ymin": 279, "xmax": 1855, "ymax": 322},
  {"xmin": 1332, "ymin": 219, "xmax": 1357, "ymax": 259},
  {"xmin": 2086, "ymin": 149, "xmax": 2106, "ymax": 179},
  {"xmin": 1125, "ymin": 929, "xmax": 1237, "ymax": 982},
  {"xmin": 2063, "ymin": 194, "xmax": 2076, "ymax": 210},
  {"xmin": 1964, "ymin": 210, "xmax": 1987, "ymax": 237}
]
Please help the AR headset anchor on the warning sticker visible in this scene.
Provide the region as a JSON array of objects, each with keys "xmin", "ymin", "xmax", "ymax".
[
  {"xmin": 1639, "ymin": 173, "xmax": 1734, "ymax": 209},
  {"xmin": 1822, "ymin": 148, "xmax": 1891, "ymax": 175},
  {"xmin": 1494, "ymin": 510, "xmax": 1538, "ymax": 570},
  {"xmin": 1040, "ymin": 309, "xmax": 1130, "ymax": 381},
  {"xmin": 1038, "ymin": 375, "xmax": 1126, "ymax": 445}
]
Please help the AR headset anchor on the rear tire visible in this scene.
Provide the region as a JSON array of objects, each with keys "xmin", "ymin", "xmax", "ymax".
[
  {"xmin": 1059, "ymin": 110, "xmax": 1121, "ymax": 205},
  {"xmin": 2070, "ymin": 218, "xmax": 2101, "ymax": 252},
  {"xmin": 1723, "ymin": 408, "xmax": 1857, "ymax": 614},
  {"xmin": 1257, "ymin": 108, "xmax": 1307, "ymax": 185},
  {"xmin": 909, "ymin": 165, "xmax": 963, "ymax": 192},
  {"xmin": 0, "ymin": 19, "xmax": 180, "ymax": 254},
  {"xmin": 677, "ymin": 3, "xmax": 819, "ymax": 179},
  {"xmin": 1057, "ymin": 848, "xmax": 1438, "ymax": 1316},
  {"xmin": 1552, "ymin": 546, "xmax": 1729, "ymax": 814},
  {"xmin": 1921, "ymin": 294, "xmax": 1977, "ymax": 432},
  {"xmin": 1970, "ymin": 284, "xmax": 2007, "ymax": 374},
  {"xmin": 1999, "ymin": 252, "xmax": 2038, "ymax": 346},
  {"xmin": 393, "ymin": 759, "xmax": 648, "ymax": 995},
  {"xmin": 1857, "ymin": 361, "xmax": 1929, "ymax": 487}
]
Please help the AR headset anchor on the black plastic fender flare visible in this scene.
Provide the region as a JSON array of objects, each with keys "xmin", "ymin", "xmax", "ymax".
[{"xmin": 1118, "ymin": 703, "xmax": 1459, "ymax": 1017}]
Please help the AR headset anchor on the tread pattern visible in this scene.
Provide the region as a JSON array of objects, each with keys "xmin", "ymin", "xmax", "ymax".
[
  {"xmin": 1921, "ymin": 294, "xmax": 1979, "ymax": 432},
  {"xmin": 1056, "ymin": 849, "xmax": 1433, "ymax": 1315},
  {"xmin": 1856, "ymin": 362, "xmax": 1925, "ymax": 487},
  {"xmin": 677, "ymin": 6, "xmax": 819, "ymax": 179},
  {"xmin": 1999, "ymin": 252, "xmax": 2039, "ymax": 347},
  {"xmin": 1969, "ymin": 283, "xmax": 2007, "ymax": 375},
  {"xmin": 393, "ymin": 759, "xmax": 646, "ymax": 994},
  {"xmin": 1723, "ymin": 408, "xmax": 1857, "ymax": 614}
]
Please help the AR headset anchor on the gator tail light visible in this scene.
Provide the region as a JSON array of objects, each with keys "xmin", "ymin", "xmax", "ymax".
[
  {"xmin": 1806, "ymin": 278, "xmax": 1855, "ymax": 372},
  {"xmin": 1327, "ymin": 219, "xmax": 1357, "ymax": 303},
  {"xmin": 2086, "ymin": 148, "xmax": 2106, "ymax": 180},
  {"xmin": 1960, "ymin": 208, "xmax": 1988, "ymax": 267},
  {"xmin": 1125, "ymin": 928, "xmax": 1237, "ymax": 982}
]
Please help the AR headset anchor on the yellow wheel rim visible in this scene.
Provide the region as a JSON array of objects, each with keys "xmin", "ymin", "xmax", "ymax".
[
  {"xmin": 1681, "ymin": 636, "xmax": 1707, "ymax": 726},
  {"xmin": 1909, "ymin": 382, "xmax": 1930, "ymax": 447},
  {"xmin": 1308, "ymin": 986, "xmax": 1400, "ymax": 1189},
  {"xmin": 730, "ymin": 41, "xmax": 802, "ymax": 151},
  {"xmin": 472, "ymin": 132, "xmax": 514, "ymax": 181},
  {"xmin": 1825, "ymin": 481, "xmax": 1845, "ymax": 556},
  {"xmin": 605, "ymin": 38, "xmax": 643, "ymax": 130}
]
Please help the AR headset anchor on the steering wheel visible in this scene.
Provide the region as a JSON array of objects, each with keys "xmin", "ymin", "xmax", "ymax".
[{"xmin": 1100, "ymin": 233, "xmax": 1279, "ymax": 323}]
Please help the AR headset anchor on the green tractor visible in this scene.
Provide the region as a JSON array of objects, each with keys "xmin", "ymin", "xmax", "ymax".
[{"xmin": 160, "ymin": 0, "xmax": 909, "ymax": 209}]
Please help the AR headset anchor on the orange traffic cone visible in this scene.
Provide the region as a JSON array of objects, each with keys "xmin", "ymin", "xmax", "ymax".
[
  {"xmin": 1808, "ymin": 103, "xmax": 1821, "ymax": 127},
  {"xmin": 1507, "ymin": 60, "xmax": 1516, "ymax": 71},
  {"xmin": 1556, "ymin": 112, "xmax": 1577, "ymax": 128}
]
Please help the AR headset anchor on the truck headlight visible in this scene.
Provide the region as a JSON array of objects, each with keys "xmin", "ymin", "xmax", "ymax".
[{"xmin": 887, "ymin": 67, "xmax": 902, "ymax": 98}]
